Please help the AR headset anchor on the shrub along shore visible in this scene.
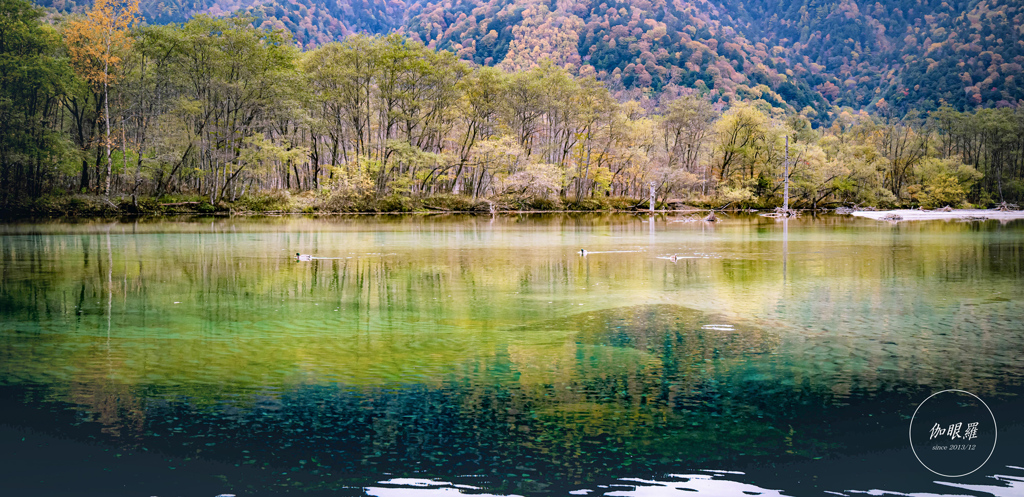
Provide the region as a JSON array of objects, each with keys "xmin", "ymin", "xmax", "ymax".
[
  {"xmin": 5, "ymin": 190, "xmax": 1019, "ymax": 219},
  {"xmin": 4, "ymin": 192, "xmax": 656, "ymax": 217}
]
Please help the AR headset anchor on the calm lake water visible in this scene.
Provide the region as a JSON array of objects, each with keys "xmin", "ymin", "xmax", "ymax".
[{"xmin": 1, "ymin": 213, "xmax": 1022, "ymax": 496}]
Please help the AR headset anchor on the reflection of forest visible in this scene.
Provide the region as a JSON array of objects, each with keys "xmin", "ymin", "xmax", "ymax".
[{"xmin": 1, "ymin": 216, "xmax": 1023, "ymax": 485}]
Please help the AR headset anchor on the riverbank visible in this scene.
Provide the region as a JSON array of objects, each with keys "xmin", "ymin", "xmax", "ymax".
[
  {"xmin": 0, "ymin": 192, "xmax": 691, "ymax": 218},
  {"xmin": 7, "ymin": 192, "xmax": 1023, "ymax": 220}
]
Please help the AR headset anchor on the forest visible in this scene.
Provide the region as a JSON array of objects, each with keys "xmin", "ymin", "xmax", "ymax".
[
  {"xmin": 30, "ymin": 0, "xmax": 1024, "ymax": 116},
  {"xmin": 2, "ymin": 0, "xmax": 1024, "ymax": 216}
]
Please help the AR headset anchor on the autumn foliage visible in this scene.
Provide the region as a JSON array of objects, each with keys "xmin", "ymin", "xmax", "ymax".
[
  {"xmin": 2, "ymin": 0, "xmax": 1024, "ymax": 213},
  {"xmin": 63, "ymin": 0, "xmax": 139, "ymax": 195},
  {"xmin": 63, "ymin": 0, "xmax": 139, "ymax": 88}
]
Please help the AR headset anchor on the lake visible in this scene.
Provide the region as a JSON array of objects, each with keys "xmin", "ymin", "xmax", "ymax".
[{"xmin": 1, "ymin": 213, "xmax": 1022, "ymax": 496}]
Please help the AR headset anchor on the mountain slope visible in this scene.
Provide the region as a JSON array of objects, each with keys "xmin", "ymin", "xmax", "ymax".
[{"xmin": 37, "ymin": 0, "xmax": 1024, "ymax": 120}]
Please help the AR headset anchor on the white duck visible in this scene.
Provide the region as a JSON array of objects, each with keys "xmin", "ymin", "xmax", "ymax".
[{"xmin": 295, "ymin": 253, "xmax": 313, "ymax": 261}]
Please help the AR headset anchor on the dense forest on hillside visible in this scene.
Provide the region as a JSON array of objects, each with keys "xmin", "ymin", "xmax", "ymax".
[
  {"xmin": 28, "ymin": 0, "xmax": 1024, "ymax": 121},
  {"xmin": 2, "ymin": 0, "xmax": 1023, "ymax": 216}
]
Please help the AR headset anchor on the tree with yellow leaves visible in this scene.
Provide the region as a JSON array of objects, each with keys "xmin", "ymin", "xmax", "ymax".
[{"xmin": 63, "ymin": 0, "xmax": 139, "ymax": 196}]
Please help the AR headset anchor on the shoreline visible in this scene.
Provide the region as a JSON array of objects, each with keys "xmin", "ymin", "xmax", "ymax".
[
  {"xmin": 851, "ymin": 209, "xmax": 1024, "ymax": 221},
  {"xmin": 4, "ymin": 197, "xmax": 1024, "ymax": 222}
]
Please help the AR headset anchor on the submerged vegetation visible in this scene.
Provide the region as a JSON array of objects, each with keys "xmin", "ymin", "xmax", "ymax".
[{"xmin": 2, "ymin": 0, "xmax": 1024, "ymax": 216}]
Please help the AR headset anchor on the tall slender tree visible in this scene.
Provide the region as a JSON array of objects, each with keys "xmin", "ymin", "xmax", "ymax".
[{"xmin": 63, "ymin": 0, "xmax": 139, "ymax": 196}]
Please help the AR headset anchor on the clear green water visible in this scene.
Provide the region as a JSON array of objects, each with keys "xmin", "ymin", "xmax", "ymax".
[{"xmin": 1, "ymin": 214, "xmax": 1022, "ymax": 496}]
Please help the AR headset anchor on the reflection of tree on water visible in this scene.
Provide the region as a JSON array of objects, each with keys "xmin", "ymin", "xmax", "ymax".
[
  {"xmin": 491, "ymin": 304, "xmax": 796, "ymax": 483},
  {"xmin": 782, "ymin": 217, "xmax": 787, "ymax": 282},
  {"xmin": 2, "ymin": 304, "xmax": 817, "ymax": 493},
  {"xmin": 515, "ymin": 304, "xmax": 780, "ymax": 407},
  {"xmin": 66, "ymin": 383, "xmax": 145, "ymax": 439},
  {"xmin": 3, "ymin": 217, "xmax": 1024, "ymax": 494}
]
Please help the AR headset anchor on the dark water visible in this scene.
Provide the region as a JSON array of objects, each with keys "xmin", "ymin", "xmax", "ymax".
[{"xmin": 1, "ymin": 213, "xmax": 1022, "ymax": 496}]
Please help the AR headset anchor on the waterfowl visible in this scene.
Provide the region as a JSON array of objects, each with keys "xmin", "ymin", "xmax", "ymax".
[
  {"xmin": 580, "ymin": 249, "xmax": 588, "ymax": 256},
  {"xmin": 669, "ymin": 254, "xmax": 678, "ymax": 262},
  {"xmin": 295, "ymin": 253, "xmax": 313, "ymax": 261}
]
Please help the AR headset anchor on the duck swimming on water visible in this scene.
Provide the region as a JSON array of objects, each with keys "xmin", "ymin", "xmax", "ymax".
[
  {"xmin": 580, "ymin": 249, "xmax": 588, "ymax": 256},
  {"xmin": 296, "ymin": 253, "xmax": 313, "ymax": 261}
]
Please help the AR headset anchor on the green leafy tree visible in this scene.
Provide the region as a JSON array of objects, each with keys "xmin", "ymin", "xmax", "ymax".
[{"xmin": 0, "ymin": 0, "xmax": 74, "ymax": 201}]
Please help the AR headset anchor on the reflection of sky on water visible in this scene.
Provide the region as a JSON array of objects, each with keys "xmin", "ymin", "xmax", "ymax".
[
  {"xmin": 929, "ymin": 468, "xmax": 1024, "ymax": 497},
  {"xmin": 364, "ymin": 473, "xmax": 791, "ymax": 497},
  {"xmin": 598, "ymin": 473, "xmax": 788, "ymax": 496},
  {"xmin": 839, "ymin": 467, "xmax": 1024, "ymax": 497},
  {"xmin": 365, "ymin": 467, "xmax": 1024, "ymax": 497},
  {"xmin": 367, "ymin": 478, "xmax": 508, "ymax": 496}
]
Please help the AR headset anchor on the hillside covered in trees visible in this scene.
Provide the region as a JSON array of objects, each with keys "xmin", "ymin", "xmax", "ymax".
[
  {"xmin": 29, "ymin": 0, "xmax": 1024, "ymax": 121},
  {"xmin": 2, "ymin": 0, "xmax": 1023, "ymax": 216}
]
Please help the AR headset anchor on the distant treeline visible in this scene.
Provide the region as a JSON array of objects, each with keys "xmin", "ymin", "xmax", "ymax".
[{"xmin": 2, "ymin": 0, "xmax": 1023, "ymax": 216}]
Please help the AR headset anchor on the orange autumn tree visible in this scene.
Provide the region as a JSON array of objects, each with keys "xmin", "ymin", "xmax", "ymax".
[{"xmin": 64, "ymin": 0, "xmax": 139, "ymax": 196}]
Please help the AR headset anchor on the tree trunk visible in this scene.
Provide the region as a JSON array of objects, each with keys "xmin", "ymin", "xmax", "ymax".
[
  {"xmin": 103, "ymin": 50, "xmax": 112, "ymax": 197},
  {"xmin": 80, "ymin": 159, "xmax": 90, "ymax": 192}
]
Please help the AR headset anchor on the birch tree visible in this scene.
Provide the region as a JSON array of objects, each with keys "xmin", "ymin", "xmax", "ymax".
[{"xmin": 64, "ymin": 0, "xmax": 139, "ymax": 196}]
